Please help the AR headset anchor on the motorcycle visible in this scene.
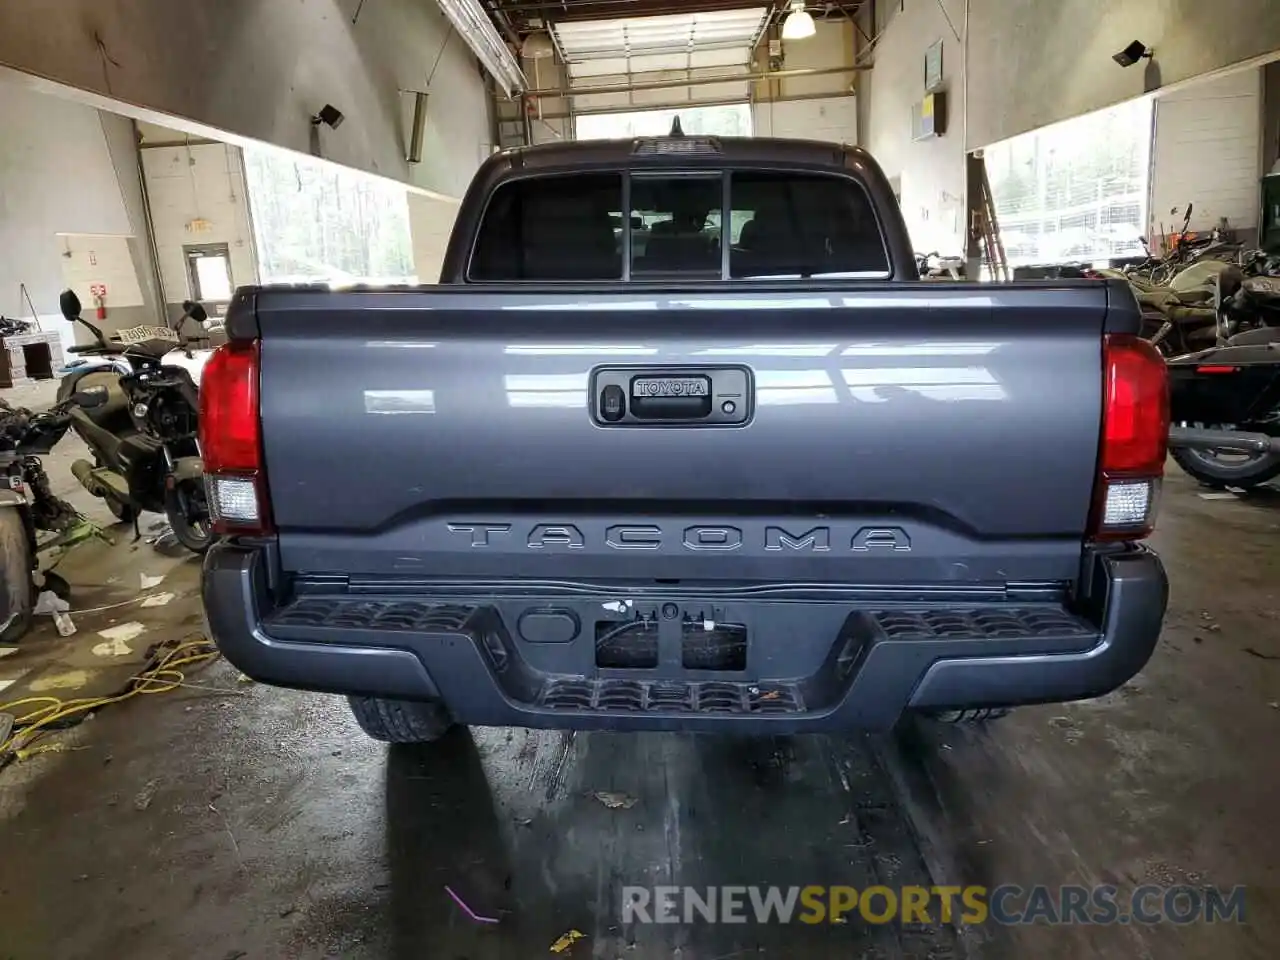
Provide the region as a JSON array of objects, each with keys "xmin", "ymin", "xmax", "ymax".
[
  {"xmin": 0, "ymin": 386, "xmax": 108, "ymax": 642},
  {"xmin": 1165, "ymin": 284, "xmax": 1280, "ymax": 489},
  {"xmin": 915, "ymin": 252, "xmax": 966, "ymax": 280},
  {"xmin": 54, "ymin": 290, "xmax": 213, "ymax": 553}
]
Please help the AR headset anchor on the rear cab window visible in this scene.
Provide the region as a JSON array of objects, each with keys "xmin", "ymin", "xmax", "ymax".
[{"xmin": 468, "ymin": 164, "xmax": 890, "ymax": 282}]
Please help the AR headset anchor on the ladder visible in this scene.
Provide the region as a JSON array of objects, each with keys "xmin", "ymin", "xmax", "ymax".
[{"xmin": 969, "ymin": 152, "xmax": 1010, "ymax": 282}]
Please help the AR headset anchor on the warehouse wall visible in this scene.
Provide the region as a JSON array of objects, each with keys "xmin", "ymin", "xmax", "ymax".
[
  {"xmin": 859, "ymin": 0, "xmax": 966, "ymax": 254},
  {"xmin": 0, "ymin": 79, "xmax": 140, "ymax": 350},
  {"xmin": 58, "ymin": 235, "xmax": 149, "ymax": 342},
  {"xmin": 98, "ymin": 113, "xmax": 165, "ymax": 327},
  {"xmin": 966, "ymin": 0, "xmax": 1280, "ymax": 150},
  {"xmin": 1263, "ymin": 61, "xmax": 1280, "ymax": 174},
  {"xmin": 1149, "ymin": 70, "xmax": 1263, "ymax": 240},
  {"xmin": 0, "ymin": 0, "xmax": 492, "ymax": 197},
  {"xmin": 141, "ymin": 142, "xmax": 257, "ymax": 320}
]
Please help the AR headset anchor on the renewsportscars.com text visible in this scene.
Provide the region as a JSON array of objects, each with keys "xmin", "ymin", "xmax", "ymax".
[{"xmin": 622, "ymin": 884, "xmax": 1247, "ymax": 926}]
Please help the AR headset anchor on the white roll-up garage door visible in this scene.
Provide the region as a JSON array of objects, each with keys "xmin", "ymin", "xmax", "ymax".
[
  {"xmin": 553, "ymin": 8, "xmax": 766, "ymax": 114},
  {"xmin": 752, "ymin": 96, "xmax": 857, "ymax": 142},
  {"xmin": 1149, "ymin": 70, "xmax": 1262, "ymax": 238}
]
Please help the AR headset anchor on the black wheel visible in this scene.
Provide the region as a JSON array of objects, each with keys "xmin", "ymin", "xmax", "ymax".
[
  {"xmin": 1171, "ymin": 430, "xmax": 1280, "ymax": 489},
  {"xmin": 348, "ymin": 696, "xmax": 453, "ymax": 743},
  {"xmin": 927, "ymin": 707, "xmax": 1012, "ymax": 724},
  {"xmin": 0, "ymin": 510, "xmax": 34, "ymax": 644},
  {"xmin": 163, "ymin": 481, "xmax": 212, "ymax": 554},
  {"xmin": 37, "ymin": 570, "xmax": 71, "ymax": 603},
  {"xmin": 107, "ymin": 498, "xmax": 138, "ymax": 524}
]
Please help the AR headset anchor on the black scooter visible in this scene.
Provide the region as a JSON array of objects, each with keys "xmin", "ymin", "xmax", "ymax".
[
  {"xmin": 1166, "ymin": 274, "xmax": 1280, "ymax": 489},
  {"xmin": 54, "ymin": 291, "xmax": 212, "ymax": 552}
]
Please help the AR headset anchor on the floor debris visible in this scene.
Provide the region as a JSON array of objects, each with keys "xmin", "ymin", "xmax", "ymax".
[
  {"xmin": 33, "ymin": 590, "xmax": 76, "ymax": 636},
  {"xmin": 139, "ymin": 572, "xmax": 165, "ymax": 590},
  {"xmin": 444, "ymin": 884, "xmax": 501, "ymax": 924},
  {"xmin": 140, "ymin": 592, "xmax": 176, "ymax": 608},
  {"xmin": 97, "ymin": 621, "xmax": 147, "ymax": 645},
  {"xmin": 593, "ymin": 791, "xmax": 638, "ymax": 809},
  {"xmin": 550, "ymin": 929, "xmax": 586, "ymax": 953},
  {"xmin": 133, "ymin": 778, "xmax": 160, "ymax": 811}
]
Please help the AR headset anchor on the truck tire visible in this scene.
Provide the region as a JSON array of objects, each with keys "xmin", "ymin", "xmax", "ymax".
[
  {"xmin": 347, "ymin": 696, "xmax": 452, "ymax": 743},
  {"xmin": 0, "ymin": 511, "xmax": 34, "ymax": 644},
  {"xmin": 1171, "ymin": 446, "xmax": 1280, "ymax": 489},
  {"xmin": 927, "ymin": 707, "xmax": 1012, "ymax": 724}
]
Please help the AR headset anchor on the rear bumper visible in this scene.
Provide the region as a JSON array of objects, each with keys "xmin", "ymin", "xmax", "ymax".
[{"xmin": 202, "ymin": 545, "xmax": 1168, "ymax": 733}]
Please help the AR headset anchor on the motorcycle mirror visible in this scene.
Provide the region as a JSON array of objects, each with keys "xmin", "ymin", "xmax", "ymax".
[
  {"xmin": 182, "ymin": 300, "xmax": 209, "ymax": 324},
  {"xmin": 71, "ymin": 385, "xmax": 109, "ymax": 409},
  {"xmin": 59, "ymin": 289, "xmax": 82, "ymax": 321}
]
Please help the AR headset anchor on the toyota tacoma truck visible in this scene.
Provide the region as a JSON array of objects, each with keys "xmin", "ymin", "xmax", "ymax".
[{"xmin": 199, "ymin": 135, "xmax": 1170, "ymax": 743}]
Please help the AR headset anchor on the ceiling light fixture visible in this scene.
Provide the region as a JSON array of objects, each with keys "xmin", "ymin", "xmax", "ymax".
[
  {"xmin": 781, "ymin": 0, "xmax": 815, "ymax": 41},
  {"xmin": 434, "ymin": 0, "xmax": 527, "ymax": 96}
]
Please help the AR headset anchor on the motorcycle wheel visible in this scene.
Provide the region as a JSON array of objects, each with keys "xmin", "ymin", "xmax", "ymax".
[
  {"xmin": 0, "ymin": 511, "xmax": 34, "ymax": 643},
  {"xmin": 107, "ymin": 498, "xmax": 137, "ymax": 524},
  {"xmin": 164, "ymin": 480, "xmax": 213, "ymax": 554},
  {"xmin": 1171, "ymin": 429, "xmax": 1280, "ymax": 489}
]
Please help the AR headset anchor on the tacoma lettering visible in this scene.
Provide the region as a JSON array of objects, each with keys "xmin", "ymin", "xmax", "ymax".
[
  {"xmin": 527, "ymin": 524, "xmax": 585, "ymax": 549},
  {"xmin": 606, "ymin": 525, "xmax": 662, "ymax": 550},
  {"xmin": 683, "ymin": 526, "xmax": 743, "ymax": 551},
  {"xmin": 851, "ymin": 527, "xmax": 911, "ymax": 552},
  {"xmin": 764, "ymin": 526, "xmax": 831, "ymax": 552},
  {"xmin": 446, "ymin": 522, "xmax": 910, "ymax": 552},
  {"xmin": 446, "ymin": 522, "xmax": 511, "ymax": 547}
]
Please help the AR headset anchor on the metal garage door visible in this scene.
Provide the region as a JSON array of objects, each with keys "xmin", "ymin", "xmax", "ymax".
[
  {"xmin": 753, "ymin": 95, "xmax": 857, "ymax": 142},
  {"xmin": 1149, "ymin": 70, "xmax": 1262, "ymax": 241},
  {"xmin": 553, "ymin": 8, "xmax": 767, "ymax": 114}
]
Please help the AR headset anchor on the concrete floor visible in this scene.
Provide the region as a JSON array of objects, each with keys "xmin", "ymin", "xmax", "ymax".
[{"xmin": 0, "ymin": 432, "xmax": 1276, "ymax": 958}]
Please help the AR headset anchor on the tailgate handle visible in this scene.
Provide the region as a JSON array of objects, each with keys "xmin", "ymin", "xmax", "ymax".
[
  {"xmin": 591, "ymin": 366, "xmax": 752, "ymax": 427},
  {"xmin": 629, "ymin": 375, "xmax": 712, "ymax": 420}
]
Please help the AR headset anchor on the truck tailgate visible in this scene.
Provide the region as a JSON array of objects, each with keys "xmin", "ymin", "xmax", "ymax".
[{"xmin": 255, "ymin": 284, "xmax": 1110, "ymax": 585}]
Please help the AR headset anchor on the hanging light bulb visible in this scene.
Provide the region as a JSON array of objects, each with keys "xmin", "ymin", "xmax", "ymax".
[{"xmin": 781, "ymin": 0, "xmax": 816, "ymax": 40}]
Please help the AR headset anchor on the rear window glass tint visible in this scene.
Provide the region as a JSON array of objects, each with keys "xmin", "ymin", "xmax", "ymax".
[
  {"xmin": 470, "ymin": 174, "xmax": 622, "ymax": 281},
  {"xmin": 629, "ymin": 175, "xmax": 722, "ymax": 278},
  {"xmin": 729, "ymin": 172, "xmax": 889, "ymax": 278}
]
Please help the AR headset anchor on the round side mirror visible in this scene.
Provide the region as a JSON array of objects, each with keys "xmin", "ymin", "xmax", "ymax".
[{"xmin": 59, "ymin": 289, "xmax": 82, "ymax": 321}]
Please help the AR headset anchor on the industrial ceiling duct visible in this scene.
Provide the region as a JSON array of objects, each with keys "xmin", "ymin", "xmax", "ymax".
[{"xmin": 434, "ymin": 0, "xmax": 527, "ymax": 96}]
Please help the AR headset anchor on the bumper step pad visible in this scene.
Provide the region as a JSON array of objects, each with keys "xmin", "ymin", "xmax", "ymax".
[{"xmin": 541, "ymin": 678, "xmax": 803, "ymax": 715}]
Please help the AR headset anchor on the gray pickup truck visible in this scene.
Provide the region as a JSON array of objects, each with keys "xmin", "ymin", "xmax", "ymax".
[{"xmin": 200, "ymin": 135, "xmax": 1170, "ymax": 744}]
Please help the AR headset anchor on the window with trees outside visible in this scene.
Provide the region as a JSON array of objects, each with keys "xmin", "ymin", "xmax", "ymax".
[
  {"xmin": 243, "ymin": 147, "xmax": 416, "ymax": 285},
  {"xmin": 985, "ymin": 97, "xmax": 1154, "ymax": 267}
]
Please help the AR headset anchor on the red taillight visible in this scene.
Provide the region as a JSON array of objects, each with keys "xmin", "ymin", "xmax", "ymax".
[
  {"xmin": 1090, "ymin": 335, "xmax": 1169, "ymax": 540},
  {"xmin": 1101, "ymin": 335, "xmax": 1169, "ymax": 476},
  {"xmin": 199, "ymin": 341, "xmax": 271, "ymax": 535}
]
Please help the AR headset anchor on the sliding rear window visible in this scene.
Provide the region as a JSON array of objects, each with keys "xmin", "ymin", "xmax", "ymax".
[
  {"xmin": 467, "ymin": 169, "xmax": 889, "ymax": 281},
  {"xmin": 470, "ymin": 173, "xmax": 623, "ymax": 281}
]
